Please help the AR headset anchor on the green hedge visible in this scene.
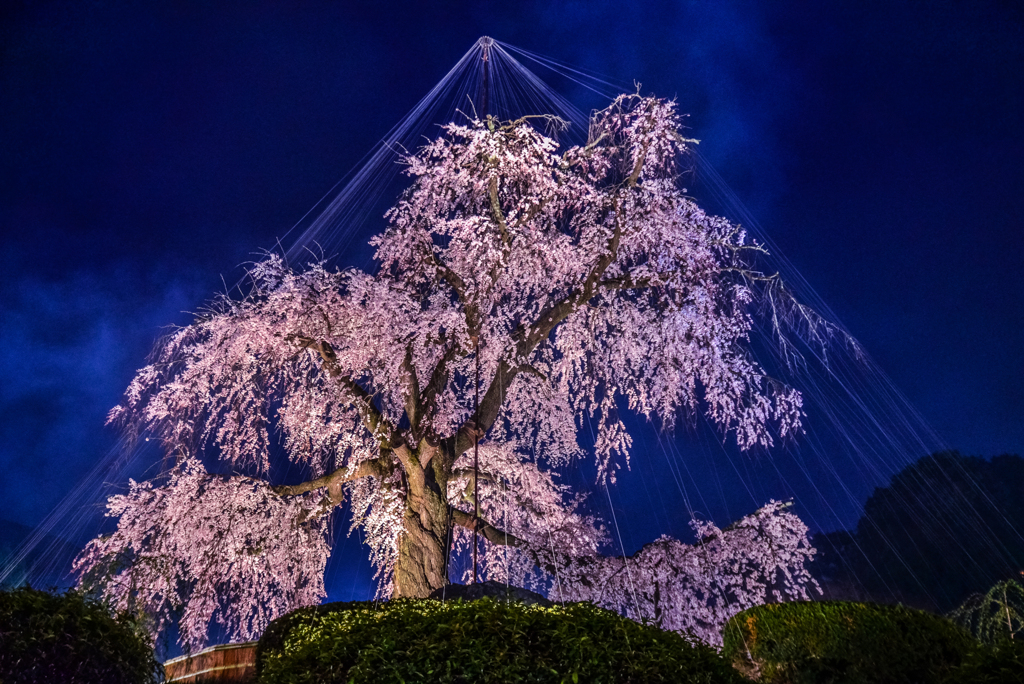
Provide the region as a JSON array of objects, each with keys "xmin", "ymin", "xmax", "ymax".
[
  {"xmin": 257, "ymin": 598, "xmax": 745, "ymax": 684},
  {"xmin": 721, "ymin": 601, "xmax": 976, "ymax": 684},
  {"xmin": 0, "ymin": 586, "xmax": 162, "ymax": 684}
]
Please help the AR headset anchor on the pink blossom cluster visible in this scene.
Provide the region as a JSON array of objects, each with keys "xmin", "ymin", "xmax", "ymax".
[
  {"xmin": 550, "ymin": 500, "xmax": 817, "ymax": 645},
  {"xmin": 74, "ymin": 459, "xmax": 329, "ymax": 650}
]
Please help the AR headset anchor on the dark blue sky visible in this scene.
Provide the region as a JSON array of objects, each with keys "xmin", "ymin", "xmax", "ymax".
[{"xmin": 2, "ymin": 0, "xmax": 1021, "ymax": 556}]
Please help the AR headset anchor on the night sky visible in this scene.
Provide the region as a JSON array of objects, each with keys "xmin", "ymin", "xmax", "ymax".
[{"xmin": 2, "ymin": 0, "xmax": 1022, "ymax": 593}]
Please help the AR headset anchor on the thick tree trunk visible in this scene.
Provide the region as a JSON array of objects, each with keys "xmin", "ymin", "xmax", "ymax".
[
  {"xmin": 392, "ymin": 442, "xmax": 452, "ymax": 599},
  {"xmin": 393, "ymin": 500, "xmax": 450, "ymax": 598}
]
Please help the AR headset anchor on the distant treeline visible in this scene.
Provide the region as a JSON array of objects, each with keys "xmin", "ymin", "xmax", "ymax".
[{"xmin": 812, "ymin": 451, "xmax": 1024, "ymax": 613}]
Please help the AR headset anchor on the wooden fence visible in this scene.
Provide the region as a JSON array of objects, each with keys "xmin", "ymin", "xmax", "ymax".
[{"xmin": 163, "ymin": 641, "xmax": 257, "ymax": 683}]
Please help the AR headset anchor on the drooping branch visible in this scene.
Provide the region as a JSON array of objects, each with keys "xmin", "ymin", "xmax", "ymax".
[
  {"xmin": 75, "ymin": 459, "xmax": 332, "ymax": 650},
  {"xmin": 548, "ymin": 501, "xmax": 817, "ymax": 643}
]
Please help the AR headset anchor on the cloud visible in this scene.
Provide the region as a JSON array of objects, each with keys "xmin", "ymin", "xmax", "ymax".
[{"xmin": 0, "ymin": 262, "xmax": 208, "ymax": 526}]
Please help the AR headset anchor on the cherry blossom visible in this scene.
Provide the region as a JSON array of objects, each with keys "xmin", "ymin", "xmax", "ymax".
[
  {"xmin": 78, "ymin": 93, "xmax": 814, "ymax": 649},
  {"xmin": 551, "ymin": 501, "xmax": 817, "ymax": 645},
  {"xmin": 75, "ymin": 459, "xmax": 329, "ymax": 650}
]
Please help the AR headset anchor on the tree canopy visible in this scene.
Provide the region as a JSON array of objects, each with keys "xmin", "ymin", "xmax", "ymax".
[
  {"xmin": 77, "ymin": 93, "xmax": 817, "ymax": 649},
  {"xmin": 813, "ymin": 451, "xmax": 1024, "ymax": 613}
]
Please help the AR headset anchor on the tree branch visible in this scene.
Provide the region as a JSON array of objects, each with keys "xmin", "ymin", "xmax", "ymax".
[
  {"xmin": 391, "ymin": 443, "xmax": 421, "ymax": 483},
  {"xmin": 451, "ymin": 509, "xmax": 523, "ymax": 548},
  {"xmin": 627, "ymin": 138, "xmax": 651, "ymax": 187},
  {"xmin": 420, "ymin": 344, "xmax": 459, "ymax": 437},
  {"xmin": 426, "ymin": 251, "xmax": 480, "ymax": 335},
  {"xmin": 598, "ymin": 273, "xmax": 651, "ymax": 291},
  {"xmin": 288, "ymin": 334, "xmax": 397, "ymax": 445},
  {"xmin": 488, "ymin": 176, "xmax": 511, "ymax": 248},
  {"xmin": 449, "ymin": 510, "xmax": 582, "ymax": 582},
  {"xmin": 453, "ymin": 206, "xmax": 626, "ymax": 456},
  {"xmin": 272, "ymin": 456, "xmax": 390, "ymax": 497},
  {"xmin": 513, "ymin": 196, "xmax": 550, "ymax": 231},
  {"xmin": 401, "ymin": 344, "xmax": 422, "ymax": 435},
  {"xmin": 451, "ymin": 469, "xmax": 509, "ymax": 503}
]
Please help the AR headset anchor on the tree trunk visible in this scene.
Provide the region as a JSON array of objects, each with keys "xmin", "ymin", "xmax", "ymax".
[
  {"xmin": 393, "ymin": 503, "xmax": 449, "ymax": 598},
  {"xmin": 392, "ymin": 444, "xmax": 452, "ymax": 599}
]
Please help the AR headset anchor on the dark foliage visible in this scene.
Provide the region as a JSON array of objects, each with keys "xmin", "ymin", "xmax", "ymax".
[
  {"xmin": 721, "ymin": 601, "xmax": 975, "ymax": 684},
  {"xmin": 426, "ymin": 579, "xmax": 554, "ymax": 606},
  {"xmin": 807, "ymin": 530, "xmax": 872, "ymax": 603},
  {"xmin": 942, "ymin": 638, "xmax": 1024, "ymax": 684},
  {"xmin": 811, "ymin": 451, "xmax": 1024, "ymax": 613},
  {"xmin": 0, "ymin": 585, "xmax": 162, "ymax": 684},
  {"xmin": 256, "ymin": 598, "xmax": 745, "ymax": 684}
]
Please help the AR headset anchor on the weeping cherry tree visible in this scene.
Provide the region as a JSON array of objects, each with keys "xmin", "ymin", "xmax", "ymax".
[{"xmin": 76, "ymin": 93, "xmax": 817, "ymax": 648}]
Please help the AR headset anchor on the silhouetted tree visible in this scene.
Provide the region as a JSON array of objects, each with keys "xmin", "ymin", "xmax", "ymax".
[{"xmin": 812, "ymin": 451, "xmax": 1024, "ymax": 612}]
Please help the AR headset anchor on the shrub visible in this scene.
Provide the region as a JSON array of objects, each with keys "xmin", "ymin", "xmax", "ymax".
[
  {"xmin": 256, "ymin": 598, "xmax": 745, "ymax": 684},
  {"xmin": 0, "ymin": 586, "xmax": 162, "ymax": 684},
  {"xmin": 942, "ymin": 638, "xmax": 1024, "ymax": 684},
  {"xmin": 721, "ymin": 601, "xmax": 975, "ymax": 684}
]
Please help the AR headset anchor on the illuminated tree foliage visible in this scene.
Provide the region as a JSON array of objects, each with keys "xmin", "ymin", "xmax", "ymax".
[
  {"xmin": 950, "ymin": 578, "xmax": 1024, "ymax": 645},
  {"xmin": 77, "ymin": 94, "xmax": 815, "ymax": 649}
]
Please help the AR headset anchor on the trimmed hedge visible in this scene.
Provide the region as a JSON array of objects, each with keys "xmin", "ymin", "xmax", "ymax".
[
  {"xmin": 0, "ymin": 586, "xmax": 163, "ymax": 684},
  {"xmin": 721, "ymin": 601, "xmax": 976, "ymax": 684},
  {"xmin": 257, "ymin": 598, "xmax": 745, "ymax": 684}
]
